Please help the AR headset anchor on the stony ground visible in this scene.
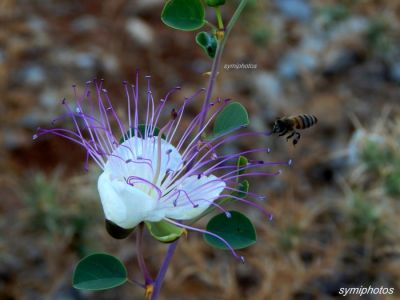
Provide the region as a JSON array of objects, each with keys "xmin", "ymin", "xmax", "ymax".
[{"xmin": 1, "ymin": 1, "xmax": 400, "ymax": 299}]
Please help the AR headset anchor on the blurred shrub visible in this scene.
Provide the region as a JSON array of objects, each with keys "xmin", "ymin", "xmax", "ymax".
[
  {"xmin": 278, "ymin": 225, "xmax": 302, "ymax": 251},
  {"xmin": 347, "ymin": 191, "xmax": 387, "ymax": 240},
  {"xmin": 318, "ymin": 4, "xmax": 350, "ymax": 27},
  {"xmin": 366, "ymin": 19, "xmax": 397, "ymax": 59},
  {"xmin": 22, "ymin": 169, "xmax": 101, "ymax": 257},
  {"xmin": 384, "ymin": 170, "xmax": 400, "ymax": 197},
  {"xmin": 360, "ymin": 140, "xmax": 394, "ymax": 172},
  {"xmin": 359, "ymin": 136, "xmax": 400, "ymax": 198}
]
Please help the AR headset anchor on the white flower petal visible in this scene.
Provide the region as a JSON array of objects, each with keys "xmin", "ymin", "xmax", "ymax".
[
  {"xmin": 161, "ymin": 174, "xmax": 226, "ymax": 220},
  {"xmin": 98, "ymin": 171, "xmax": 160, "ymax": 229},
  {"xmin": 104, "ymin": 137, "xmax": 182, "ymax": 184}
]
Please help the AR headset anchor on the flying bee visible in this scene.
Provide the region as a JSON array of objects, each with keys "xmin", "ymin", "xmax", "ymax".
[{"xmin": 272, "ymin": 114, "xmax": 318, "ymax": 146}]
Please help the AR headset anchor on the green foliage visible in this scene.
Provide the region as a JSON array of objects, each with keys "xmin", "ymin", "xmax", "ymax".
[
  {"xmin": 206, "ymin": 0, "xmax": 226, "ymax": 7},
  {"xmin": 319, "ymin": 4, "xmax": 350, "ymax": 26},
  {"xmin": 204, "ymin": 211, "xmax": 257, "ymax": 250},
  {"xmin": 385, "ymin": 170, "xmax": 400, "ymax": 197},
  {"xmin": 212, "ymin": 102, "xmax": 249, "ymax": 139},
  {"xmin": 23, "ymin": 172, "xmax": 59, "ymax": 232},
  {"xmin": 347, "ymin": 192, "xmax": 386, "ymax": 240},
  {"xmin": 234, "ymin": 180, "xmax": 249, "ymax": 199},
  {"xmin": 120, "ymin": 124, "xmax": 164, "ymax": 144},
  {"xmin": 359, "ymin": 139, "xmax": 400, "ymax": 198},
  {"xmin": 366, "ymin": 20, "xmax": 396, "ymax": 58},
  {"xmin": 237, "ymin": 156, "xmax": 248, "ymax": 177},
  {"xmin": 278, "ymin": 225, "xmax": 302, "ymax": 251},
  {"xmin": 250, "ymin": 27, "xmax": 272, "ymax": 47},
  {"xmin": 145, "ymin": 220, "xmax": 185, "ymax": 243},
  {"xmin": 73, "ymin": 253, "xmax": 128, "ymax": 290},
  {"xmin": 196, "ymin": 31, "xmax": 218, "ymax": 58},
  {"xmin": 161, "ymin": 0, "xmax": 205, "ymax": 31},
  {"xmin": 360, "ymin": 140, "xmax": 394, "ymax": 172},
  {"xmin": 22, "ymin": 171, "xmax": 97, "ymax": 257}
]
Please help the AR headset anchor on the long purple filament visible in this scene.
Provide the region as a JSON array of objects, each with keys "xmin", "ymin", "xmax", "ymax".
[{"xmin": 35, "ymin": 70, "xmax": 287, "ymax": 300}]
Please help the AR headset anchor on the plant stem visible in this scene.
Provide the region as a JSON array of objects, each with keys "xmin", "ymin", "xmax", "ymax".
[
  {"xmin": 149, "ymin": 2, "xmax": 249, "ymax": 299},
  {"xmin": 215, "ymin": 6, "xmax": 224, "ymax": 29},
  {"xmin": 198, "ymin": 0, "xmax": 249, "ymax": 131},
  {"xmin": 150, "ymin": 240, "xmax": 179, "ymax": 300},
  {"xmin": 137, "ymin": 223, "xmax": 152, "ymax": 285}
]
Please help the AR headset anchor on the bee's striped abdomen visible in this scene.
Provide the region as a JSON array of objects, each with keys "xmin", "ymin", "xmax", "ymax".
[{"xmin": 295, "ymin": 114, "xmax": 317, "ymax": 129}]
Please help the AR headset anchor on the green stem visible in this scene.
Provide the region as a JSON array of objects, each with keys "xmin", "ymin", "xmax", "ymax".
[
  {"xmin": 225, "ymin": 0, "xmax": 248, "ymax": 39},
  {"xmin": 149, "ymin": 2, "xmax": 249, "ymax": 299},
  {"xmin": 215, "ymin": 6, "xmax": 224, "ymax": 29},
  {"xmin": 150, "ymin": 240, "xmax": 179, "ymax": 300},
  {"xmin": 136, "ymin": 223, "xmax": 152, "ymax": 285},
  {"xmin": 198, "ymin": 0, "xmax": 249, "ymax": 130}
]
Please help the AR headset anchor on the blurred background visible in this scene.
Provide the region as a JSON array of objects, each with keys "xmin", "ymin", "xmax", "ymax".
[{"xmin": 1, "ymin": 0, "xmax": 400, "ymax": 299}]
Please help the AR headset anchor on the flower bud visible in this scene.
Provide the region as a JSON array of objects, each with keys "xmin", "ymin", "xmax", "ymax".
[
  {"xmin": 105, "ymin": 219, "xmax": 135, "ymax": 239},
  {"xmin": 206, "ymin": 0, "xmax": 226, "ymax": 7}
]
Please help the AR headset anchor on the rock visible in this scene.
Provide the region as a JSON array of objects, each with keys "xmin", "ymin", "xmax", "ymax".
[
  {"xmin": 0, "ymin": 49, "xmax": 5, "ymax": 63},
  {"xmin": 3, "ymin": 129, "xmax": 30, "ymax": 149},
  {"xmin": 20, "ymin": 65, "xmax": 46, "ymax": 87},
  {"xmin": 74, "ymin": 52, "xmax": 97, "ymax": 69},
  {"xmin": 328, "ymin": 16, "xmax": 369, "ymax": 41},
  {"xmin": 253, "ymin": 71, "xmax": 283, "ymax": 103},
  {"xmin": 128, "ymin": 0, "xmax": 162, "ymax": 14},
  {"xmin": 322, "ymin": 48, "xmax": 362, "ymax": 76},
  {"xmin": 27, "ymin": 15, "xmax": 50, "ymax": 47},
  {"xmin": 389, "ymin": 62, "xmax": 400, "ymax": 83},
  {"xmin": 274, "ymin": 0, "xmax": 312, "ymax": 22},
  {"xmin": 52, "ymin": 285, "xmax": 82, "ymax": 300},
  {"xmin": 50, "ymin": 49, "xmax": 100, "ymax": 79},
  {"xmin": 20, "ymin": 111, "xmax": 49, "ymax": 128},
  {"xmin": 125, "ymin": 18, "xmax": 154, "ymax": 46},
  {"xmin": 278, "ymin": 50, "xmax": 318, "ymax": 79},
  {"xmin": 39, "ymin": 88, "xmax": 60, "ymax": 110},
  {"xmin": 102, "ymin": 53, "xmax": 120, "ymax": 74},
  {"xmin": 70, "ymin": 15, "xmax": 98, "ymax": 32}
]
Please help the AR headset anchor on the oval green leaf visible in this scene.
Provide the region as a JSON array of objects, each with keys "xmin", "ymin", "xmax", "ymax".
[
  {"xmin": 212, "ymin": 102, "xmax": 249, "ymax": 138},
  {"xmin": 145, "ymin": 220, "xmax": 185, "ymax": 243},
  {"xmin": 204, "ymin": 211, "xmax": 256, "ymax": 250},
  {"xmin": 196, "ymin": 31, "xmax": 217, "ymax": 58},
  {"xmin": 161, "ymin": 0, "xmax": 205, "ymax": 31},
  {"xmin": 73, "ymin": 253, "xmax": 127, "ymax": 290}
]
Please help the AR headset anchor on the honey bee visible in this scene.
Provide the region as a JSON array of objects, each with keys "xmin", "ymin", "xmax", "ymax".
[{"xmin": 272, "ymin": 114, "xmax": 318, "ymax": 146}]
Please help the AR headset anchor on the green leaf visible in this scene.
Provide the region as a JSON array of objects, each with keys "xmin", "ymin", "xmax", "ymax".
[
  {"xmin": 237, "ymin": 156, "xmax": 248, "ymax": 177},
  {"xmin": 234, "ymin": 180, "xmax": 249, "ymax": 198},
  {"xmin": 196, "ymin": 32, "xmax": 217, "ymax": 58},
  {"xmin": 120, "ymin": 124, "xmax": 164, "ymax": 144},
  {"xmin": 212, "ymin": 102, "xmax": 249, "ymax": 139},
  {"xmin": 161, "ymin": 0, "xmax": 205, "ymax": 31},
  {"xmin": 204, "ymin": 211, "xmax": 256, "ymax": 250},
  {"xmin": 145, "ymin": 220, "xmax": 185, "ymax": 243},
  {"xmin": 73, "ymin": 253, "xmax": 128, "ymax": 290}
]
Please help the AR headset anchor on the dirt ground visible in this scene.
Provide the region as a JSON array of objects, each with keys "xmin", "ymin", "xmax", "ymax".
[{"xmin": 1, "ymin": 1, "xmax": 400, "ymax": 299}]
